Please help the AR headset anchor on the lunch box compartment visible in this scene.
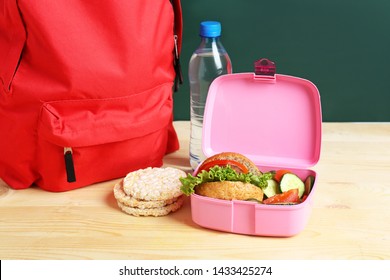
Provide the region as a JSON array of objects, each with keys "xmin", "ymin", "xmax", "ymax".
[{"xmin": 190, "ymin": 59, "xmax": 322, "ymax": 237}]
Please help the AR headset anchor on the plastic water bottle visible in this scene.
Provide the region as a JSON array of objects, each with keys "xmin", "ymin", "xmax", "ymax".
[{"xmin": 189, "ymin": 21, "xmax": 232, "ymax": 170}]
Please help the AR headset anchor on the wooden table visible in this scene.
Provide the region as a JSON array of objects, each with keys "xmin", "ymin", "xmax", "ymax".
[{"xmin": 1, "ymin": 121, "xmax": 389, "ymax": 260}]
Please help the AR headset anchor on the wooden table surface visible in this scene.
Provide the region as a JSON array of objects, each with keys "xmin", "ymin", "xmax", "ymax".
[{"xmin": 1, "ymin": 121, "xmax": 389, "ymax": 260}]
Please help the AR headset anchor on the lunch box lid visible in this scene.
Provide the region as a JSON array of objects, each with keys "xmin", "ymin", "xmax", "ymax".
[{"xmin": 202, "ymin": 58, "xmax": 322, "ymax": 169}]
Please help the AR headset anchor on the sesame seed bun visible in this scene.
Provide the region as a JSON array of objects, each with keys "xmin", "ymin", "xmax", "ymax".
[{"xmin": 198, "ymin": 152, "xmax": 261, "ymax": 175}]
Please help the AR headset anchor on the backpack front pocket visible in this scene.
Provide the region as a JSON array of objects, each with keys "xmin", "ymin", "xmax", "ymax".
[{"xmin": 36, "ymin": 83, "xmax": 174, "ymax": 191}]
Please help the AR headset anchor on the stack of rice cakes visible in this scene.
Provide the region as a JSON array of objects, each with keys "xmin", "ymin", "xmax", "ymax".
[{"xmin": 114, "ymin": 167, "xmax": 186, "ymax": 217}]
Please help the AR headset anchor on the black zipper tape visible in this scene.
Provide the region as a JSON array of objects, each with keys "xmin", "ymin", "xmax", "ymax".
[{"xmin": 64, "ymin": 148, "xmax": 76, "ymax": 183}]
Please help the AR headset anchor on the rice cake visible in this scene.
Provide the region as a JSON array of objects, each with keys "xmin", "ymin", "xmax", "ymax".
[{"xmin": 114, "ymin": 167, "xmax": 187, "ymax": 217}]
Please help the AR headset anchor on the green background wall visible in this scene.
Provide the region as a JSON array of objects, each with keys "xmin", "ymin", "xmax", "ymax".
[{"xmin": 173, "ymin": 0, "xmax": 390, "ymax": 122}]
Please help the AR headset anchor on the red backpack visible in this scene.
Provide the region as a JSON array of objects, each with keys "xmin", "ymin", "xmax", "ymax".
[{"xmin": 0, "ymin": 0, "xmax": 183, "ymax": 191}]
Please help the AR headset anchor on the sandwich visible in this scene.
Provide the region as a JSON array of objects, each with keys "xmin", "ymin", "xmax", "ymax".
[
  {"xmin": 180, "ymin": 152, "xmax": 314, "ymax": 205},
  {"xmin": 180, "ymin": 152, "xmax": 273, "ymax": 202}
]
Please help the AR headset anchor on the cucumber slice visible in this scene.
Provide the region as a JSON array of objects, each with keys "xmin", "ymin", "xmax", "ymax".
[
  {"xmin": 304, "ymin": 175, "xmax": 315, "ymax": 195},
  {"xmin": 280, "ymin": 173, "xmax": 305, "ymax": 198},
  {"xmin": 263, "ymin": 179, "xmax": 281, "ymax": 198}
]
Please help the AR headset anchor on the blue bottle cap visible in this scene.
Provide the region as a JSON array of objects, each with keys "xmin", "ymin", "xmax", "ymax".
[{"xmin": 199, "ymin": 21, "xmax": 221, "ymax": 38}]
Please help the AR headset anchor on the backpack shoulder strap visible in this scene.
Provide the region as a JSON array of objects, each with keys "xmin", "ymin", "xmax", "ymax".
[
  {"xmin": 171, "ymin": 0, "xmax": 183, "ymax": 91},
  {"xmin": 171, "ymin": 0, "xmax": 183, "ymax": 53}
]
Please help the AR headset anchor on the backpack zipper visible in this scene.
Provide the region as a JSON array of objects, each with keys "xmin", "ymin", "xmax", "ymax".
[
  {"xmin": 64, "ymin": 147, "xmax": 76, "ymax": 183},
  {"xmin": 169, "ymin": 0, "xmax": 183, "ymax": 91},
  {"xmin": 173, "ymin": 34, "xmax": 183, "ymax": 91}
]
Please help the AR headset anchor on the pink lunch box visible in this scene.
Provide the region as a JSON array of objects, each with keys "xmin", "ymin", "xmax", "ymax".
[{"xmin": 190, "ymin": 59, "xmax": 322, "ymax": 237}]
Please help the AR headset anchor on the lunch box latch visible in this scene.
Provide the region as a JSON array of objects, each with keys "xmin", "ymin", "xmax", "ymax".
[{"xmin": 254, "ymin": 58, "xmax": 276, "ymax": 82}]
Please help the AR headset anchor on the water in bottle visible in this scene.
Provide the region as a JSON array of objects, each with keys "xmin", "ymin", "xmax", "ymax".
[{"xmin": 189, "ymin": 21, "xmax": 232, "ymax": 170}]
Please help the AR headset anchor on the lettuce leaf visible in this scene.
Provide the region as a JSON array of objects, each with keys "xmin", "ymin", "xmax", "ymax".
[{"xmin": 180, "ymin": 165, "xmax": 273, "ymax": 195}]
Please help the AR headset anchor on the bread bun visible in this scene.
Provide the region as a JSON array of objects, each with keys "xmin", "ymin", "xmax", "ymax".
[
  {"xmin": 198, "ymin": 152, "xmax": 261, "ymax": 175},
  {"xmin": 195, "ymin": 181, "xmax": 264, "ymax": 201}
]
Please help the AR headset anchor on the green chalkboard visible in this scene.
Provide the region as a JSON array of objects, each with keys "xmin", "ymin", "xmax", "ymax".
[{"xmin": 173, "ymin": 0, "xmax": 390, "ymax": 121}]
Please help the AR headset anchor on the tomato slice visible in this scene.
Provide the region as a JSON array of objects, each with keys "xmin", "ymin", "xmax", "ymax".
[
  {"xmin": 195, "ymin": 159, "xmax": 249, "ymax": 175},
  {"xmin": 262, "ymin": 188, "xmax": 300, "ymax": 204},
  {"xmin": 273, "ymin": 169, "xmax": 292, "ymax": 182}
]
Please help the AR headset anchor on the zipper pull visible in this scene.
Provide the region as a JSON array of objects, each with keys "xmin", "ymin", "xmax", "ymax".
[
  {"xmin": 64, "ymin": 147, "xmax": 76, "ymax": 183},
  {"xmin": 173, "ymin": 35, "xmax": 183, "ymax": 92}
]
